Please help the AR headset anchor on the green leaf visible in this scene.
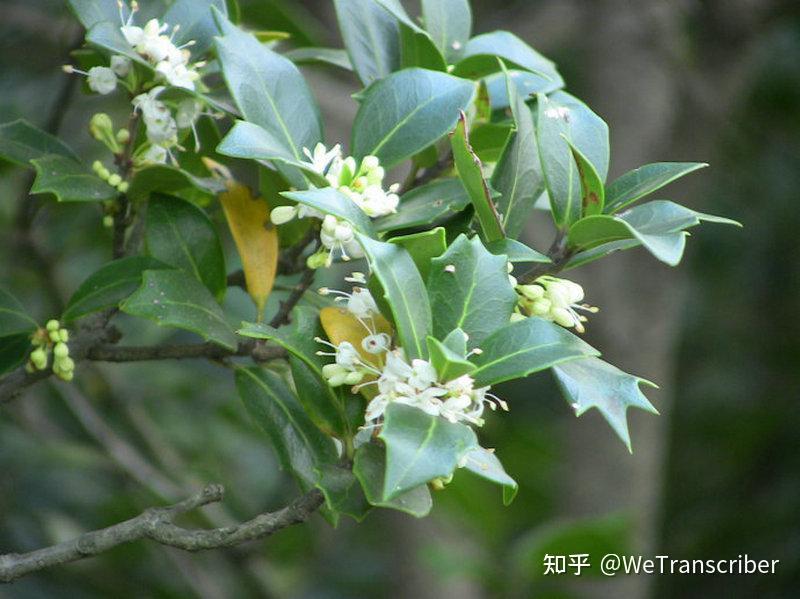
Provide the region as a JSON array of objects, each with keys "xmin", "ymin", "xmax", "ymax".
[
  {"xmin": 31, "ymin": 155, "xmax": 115, "ymax": 202},
  {"xmin": 145, "ymin": 195, "xmax": 227, "ymax": 300},
  {"xmin": 333, "ymin": 0, "xmax": 400, "ymax": 86},
  {"xmin": 379, "ymin": 403, "xmax": 477, "ymax": 500},
  {"xmin": 604, "ymin": 162, "xmax": 709, "ymax": 213},
  {"xmin": 486, "ymin": 239, "xmax": 550, "ymax": 263},
  {"xmin": 0, "ymin": 335, "xmax": 30, "ymax": 376},
  {"xmin": 536, "ymin": 92, "xmax": 609, "ymax": 226},
  {"xmin": 450, "ymin": 112, "xmax": 505, "ymax": 242},
  {"xmin": 163, "ymin": 0, "xmax": 227, "ymax": 54},
  {"xmin": 552, "ymin": 356, "xmax": 659, "ymax": 452},
  {"xmin": 86, "ymin": 21, "xmax": 149, "ymax": 66},
  {"xmin": 568, "ymin": 200, "xmax": 740, "ymax": 266},
  {"xmin": 127, "ymin": 165, "xmax": 222, "ymax": 202},
  {"xmin": 0, "ymin": 120, "xmax": 78, "ymax": 166},
  {"xmin": 290, "ymin": 357, "xmax": 349, "ymax": 438},
  {"xmin": 452, "ymin": 31, "xmax": 562, "ymax": 85},
  {"xmin": 421, "ymin": 0, "xmax": 472, "ymax": 62},
  {"xmin": 428, "ymin": 234, "xmax": 517, "ymax": 347},
  {"xmin": 374, "ymin": 178, "xmax": 470, "ymax": 233},
  {"xmin": 121, "ymin": 270, "xmax": 237, "ymax": 350},
  {"xmin": 216, "ymin": 121, "xmax": 329, "ymax": 187},
  {"xmin": 236, "ymin": 367, "xmax": 337, "ymax": 490},
  {"xmin": 214, "ymin": 10, "xmax": 322, "ymax": 162},
  {"xmin": 67, "ymin": 0, "xmax": 128, "ymax": 29},
  {"xmin": 315, "ymin": 463, "xmax": 371, "ymax": 522},
  {"xmin": 442, "ymin": 328, "xmax": 468, "ymax": 356},
  {"xmin": 460, "ymin": 446, "xmax": 518, "ymax": 505},
  {"xmin": 485, "ymin": 69, "xmax": 564, "ymax": 110},
  {"xmin": 62, "ymin": 256, "xmax": 172, "ymax": 323},
  {"xmin": 388, "ymin": 227, "xmax": 447, "ymax": 281},
  {"xmin": 567, "ymin": 138, "xmax": 605, "ymax": 216},
  {"xmin": 351, "ymin": 68, "xmax": 475, "ymax": 168},
  {"xmin": 0, "ymin": 289, "xmax": 38, "ymax": 337},
  {"xmin": 563, "ymin": 239, "xmax": 641, "ymax": 270},
  {"xmin": 284, "ymin": 47, "xmax": 353, "ymax": 71},
  {"xmin": 399, "ymin": 24, "xmax": 447, "ymax": 72},
  {"xmin": 353, "ymin": 442, "xmax": 433, "ymax": 517},
  {"xmin": 281, "ymin": 187, "xmax": 376, "ymax": 236},
  {"xmin": 356, "ymin": 234, "xmax": 432, "ymax": 360},
  {"xmin": 471, "ymin": 317, "xmax": 599, "ymax": 387},
  {"xmin": 491, "ymin": 73, "xmax": 544, "ymax": 238},
  {"xmin": 470, "ymin": 122, "xmax": 512, "ymax": 163},
  {"xmin": 426, "ymin": 336, "xmax": 476, "ymax": 382}
]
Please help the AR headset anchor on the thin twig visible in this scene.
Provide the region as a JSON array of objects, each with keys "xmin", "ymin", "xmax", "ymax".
[
  {"xmin": 0, "ymin": 486, "xmax": 324, "ymax": 583},
  {"xmin": 269, "ymin": 268, "xmax": 316, "ymax": 328}
]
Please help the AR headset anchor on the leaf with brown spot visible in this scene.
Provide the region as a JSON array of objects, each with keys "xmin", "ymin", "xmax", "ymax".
[{"xmin": 220, "ymin": 181, "xmax": 278, "ymax": 317}]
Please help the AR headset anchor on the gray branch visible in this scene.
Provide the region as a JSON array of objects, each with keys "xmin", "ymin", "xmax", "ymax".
[{"xmin": 0, "ymin": 486, "xmax": 324, "ymax": 583}]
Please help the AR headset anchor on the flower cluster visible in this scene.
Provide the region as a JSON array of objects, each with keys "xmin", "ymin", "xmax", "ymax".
[
  {"xmin": 120, "ymin": 4, "xmax": 203, "ymax": 90},
  {"xmin": 316, "ymin": 278, "xmax": 506, "ymax": 429},
  {"xmin": 270, "ymin": 144, "xmax": 401, "ymax": 268},
  {"xmin": 26, "ymin": 320, "xmax": 74, "ymax": 382},
  {"xmin": 513, "ymin": 276, "xmax": 598, "ymax": 333}
]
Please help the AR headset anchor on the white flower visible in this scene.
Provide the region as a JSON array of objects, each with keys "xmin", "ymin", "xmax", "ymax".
[
  {"xmin": 515, "ymin": 276, "xmax": 597, "ymax": 333},
  {"xmin": 303, "ymin": 142, "xmax": 342, "ymax": 174},
  {"xmin": 133, "ymin": 88, "xmax": 177, "ymax": 147},
  {"xmin": 362, "ymin": 333, "xmax": 391, "ymax": 354},
  {"xmin": 87, "ymin": 66, "xmax": 117, "ymax": 95},
  {"xmin": 110, "ymin": 55, "xmax": 131, "ymax": 77},
  {"xmin": 156, "ymin": 60, "xmax": 199, "ymax": 90},
  {"xmin": 175, "ymin": 99, "xmax": 202, "ymax": 129},
  {"xmin": 408, "ymin": 359, "xmax": 437, "ymax": 390}
]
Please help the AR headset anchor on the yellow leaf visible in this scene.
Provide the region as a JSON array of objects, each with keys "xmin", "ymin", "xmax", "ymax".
[
  {"xmin": 220, "ymin": 181, "xmax": 278, "ymax": 317},
  {"xmin": 320, "ymin": 306, "xmax": 394, "ymax": 400}
]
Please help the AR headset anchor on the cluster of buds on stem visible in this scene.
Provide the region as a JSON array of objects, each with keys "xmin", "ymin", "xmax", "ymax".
[
  {"xmin": 26, "ymin": 320, "xmax": 75, "ymax": 382},
  {"xmin": 93, "ymin": 160, "xmax": 129, "ymax": 195},
  {"xmin": 513, "ymin": 276, "xmax": 598, "ymax": 333}
]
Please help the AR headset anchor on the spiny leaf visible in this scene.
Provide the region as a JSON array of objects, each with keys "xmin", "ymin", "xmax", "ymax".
[{"xmin": 31, "ymin": 155, "xmax": 116, "ymax": 203}]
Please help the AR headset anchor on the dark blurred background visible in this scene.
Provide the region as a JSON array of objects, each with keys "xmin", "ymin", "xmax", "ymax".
[{"xmin": 1, "ymin": 1, "xmax": 798, "ymax": 597}]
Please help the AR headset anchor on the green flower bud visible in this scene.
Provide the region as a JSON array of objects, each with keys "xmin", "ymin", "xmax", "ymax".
[
  {"xmin": 30, "ymin": 347, "xmax": 48, "ymax": 370},
  {"xmin": 92, "ymin": 160, "xmax": 104, "ymax": 173},
  {"xmin": 54, "ymin": 342, "xmax": 69, "ymax": 359},
  {"xmin": 98, "ymin": 167, "xmax": 111, "ymax": 180},
  {"xmin": 103, "ymin": 215, "xmax": 114, "ymax": 228},
  {"xmin": 60, "ymin": 357, "xmax": 75, "ymax": 372},
  {"xmin": 117, "ymin": 181, "xmax": 129, "ymax": 194},
  {"xmin": 107, "ymin": 174, "xmax": 122, "ymax": 187},
  {"xmin": 306, "ymin": 249, "xmax": 331, "ymax": 270},
  {"xmin": 552, "ymin": 307, "xmax": 575, "ymax": 328},
  {"xmin": 116, "ymin": 128, "xmax": 131, "ymax": 144},
  {"xmin": 49, "ymin": 330, "xmax": 61, "ymax": 343},
  {"xmin": 59, "ymin": 329, "xmax": 69, "ymax": 343},
  {"xmin": 89, "ymin": 113, "xmax": 121, "ymax": 153},
  {"xmin": 344, "ymin": 371, "xmax": 364, "ymax": 385},
  {"xmin": 57, "ymin": 370, "xmax": 74, "ymax": 382},
  {"xmin": 46, "ymin": 319, "xmax": 60, "ymax": 332}
]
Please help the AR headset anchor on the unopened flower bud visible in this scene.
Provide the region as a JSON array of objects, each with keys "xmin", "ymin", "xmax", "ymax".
[
  {"xmin": 46, "ymin": 319, "xmax": 60, "ymax": 332},
  {"xmin": 92, "ymin": 160, "xmax": 104, "ymax": 173},
  {"xmin": 552, "ymin": 307, "xmax": 575, "ymax": 328},
  {"xmin": 103, "ymin": 215, "xmax": 114, "ymax": 228},
  {"xmin": 59, "ymin": 329, "xmax": 69, "ymax": 343},
  {"xmin": 30, "ymin": 347, "xmax": 48, "ymax": 370},
  {"xmin": 270, "ymin": 205, "xmax": 297, "ymax": 225},
  {"xmin": 49, "ymin": 330, "xmax": 61, "ymax": 343},
  {"xmin": 362, "ymin": 155, "xmax": 380, "ymax": 171},
  {"xmin": 116, "ymin": 128, "xmax": 131, "ymax": 144},
  {"xmin": 344, "ymin": 371, "xmax": 364, "ymax": 385},
  {"xmin": 54, "ymin": 342, "xmax": 69, "ymax": 359},
  {"xmin": 107, "ymin": 174, "xmax": 122, "ymax": 187},
  {"xmin": 306, "ymin": 249, "xmax": 331, "ymax": 270},
  {"xmin": 117, "ymin": 181, "xmax": 129, "ymax": 194},
  {"xmin": 98, "ymin": 167, "xmax": 111, "ymax": 180}
]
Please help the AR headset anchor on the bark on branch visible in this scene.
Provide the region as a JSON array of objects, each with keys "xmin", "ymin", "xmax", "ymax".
[{"xmin": 0, "ymin": 486, "xmax": 324, "ymax": 583}]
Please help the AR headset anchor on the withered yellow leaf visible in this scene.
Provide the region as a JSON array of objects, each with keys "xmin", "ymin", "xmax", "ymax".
[{"xmin": 220, "ymin": 181, "xmax": 278, "ymax": 317}]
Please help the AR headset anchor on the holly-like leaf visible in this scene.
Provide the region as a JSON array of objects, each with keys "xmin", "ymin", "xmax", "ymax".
[
  {"xmin": 604, "ymin": 162, "xmax": 708, "ymax": 213},
  {"xmin": 421, "ymin": 0, "xmax": 472, "ymax": 62},
  {"xmin": 428, "ymin": 234, "xmax": 517, "ymax": 348},
  {"xmin": 236, "ymin": 367, "xmax": 337, "ymax": 490},
  {"xmin": 356, "ymin": 234, "xmax": 432, "ymax": 360},
  {"xmin": 536, "ymin": 92, "xmax": 609, "ymax": 227},
  {"xmin": 388, "ymin": 227, "xmax": 447, "ymax": 281},
  {"xmin": 485, "ymin": 69, "xmax": 564, "ymax": 110},
  {"xmin": 281, "ymin": 187, "xmax": 376, "ymax": 236},
  {"xmin": 491, "ymin": 73, "xmax": 544, "ymax": 239},
  {"xmin": 220, "ymin": 182, "xmax": 278, "ymax": 316},
  {"xmin": 451, "ymin": 112, "xmax": 505, "ymax": 242},
  {"xmin": 127, "ymin": 164, "xmax": 222, "ymax": 202},
  {"xmin": 460, "ymin": 446, "xmax": 518, "ymax": 505},
  {"xmin": 213, "ymin": 9, "xmax": 322, "ymax": 164},
  {"xmin": 552, "ymin": 356, "xmax": 659, "ymax": 452},
  {"xmin": 379, "ymin": 403, "xmax": 478, "ymax": 500},
  {"xmin": 62, "ymin": 256, "xmax": 172, "ymax": 323},
  {"xmin": 563, "ymin": 239, "xmax": 641, "ymax": 270},
  {"xmin": 31, "ymin": 155, "xmax": 116, "ymax": 202},
  {"xmin": 353, "ymin": 442, "xmax": 433, "ymax": 517},
  {"xmin": 145, "ymin": 195, "xmax": 227, "ymax": 300},
  {"xmin": 351, "ymin": 68, "xmax": 475, "ymax": 168},
  {"xmin": 333, "ymin": 0, "xmax": 400, "ymax": 86},
  {"xmin": 86, "ymin": 21, "xmax": 149, "ymax": 67},
  {"xmin": 0, "ymin": 289, "xmax": 38, "ymax": 337},
  {"xmin": 121, "ymin": 270, "xmax": 237, "ymax": 350},
  {"xmin": 290, "ymin": 357, "xmax": 351, "ymax": 438},
  {"xmin": 315, "ymin": 463, "xmax": 371, "ymax": 522},
  {"xmin": 471, "ymin": 317, "xmax": 599, "ymax": 387},
  {"xmin": 568, "ymin": 200, "xmax": 740, "ymax": 266},
  {"xmin": 0, "ymin": 120, "xmax": 78, "ymax": 166},
  {"xmin": 442, "ymin": 328, "xmax": 469, "ymax": 356},
  {"xmin": 399, "ymin": 24, "xmax": 447, "ymax": 72},
  {"xmin": 486, "ymin": 239, "xmax": 550, "ymax": 263},
  {"xmin": 452, "ymin": 31, "xmax": 562, "ymax": 85},
  {"xmin": 67, "ymin": 0, "xmax": 128, "ymax": 29},
  {"xmin": 374, "ymin": 178, "xmax": 470, "ymax": 233},
  {"xmin": 426, "ymin": 336, "xmax": 476, "ymax": 382},
  {"xmin": 284, "ymin": 47, "xmax": 353, "ymax": 71}
]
